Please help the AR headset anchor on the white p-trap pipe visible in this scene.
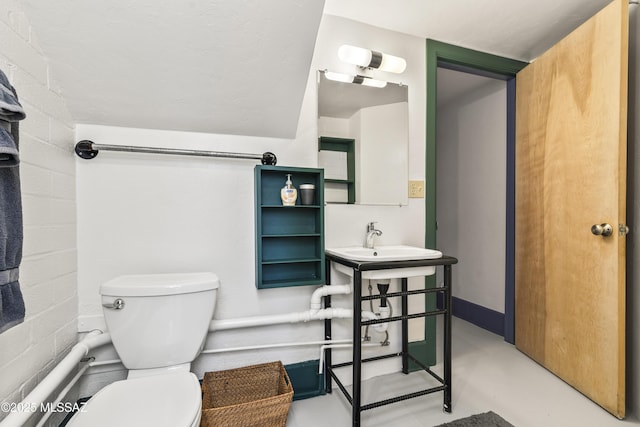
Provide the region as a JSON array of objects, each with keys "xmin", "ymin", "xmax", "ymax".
[{"xmin": 310, "ymin": 284, "xmax": 351, "ymax": 310}]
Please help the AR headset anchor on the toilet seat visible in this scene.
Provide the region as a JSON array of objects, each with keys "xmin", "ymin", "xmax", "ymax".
[{"xmin": 66, "ymin": 371, "xmax": 202, "ymax": 427}]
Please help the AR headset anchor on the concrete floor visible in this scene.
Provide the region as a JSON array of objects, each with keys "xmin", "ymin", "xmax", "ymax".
[{"xmin": 287, "ymin": 318, "xmax": 639, "ymax": 427}]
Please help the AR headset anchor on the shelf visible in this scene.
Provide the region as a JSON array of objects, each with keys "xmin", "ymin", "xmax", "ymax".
[
  {"xmin": 262, "ymin": 257, "xmax": 322, "ymax": 265},
  {"xmin": 324, "ymin": 179, "xmax": 354, "ymax": 185},
  {"xmin": 255, "ymin": 165, "xmax": 325, "ymax": 289},
  {"xmin": 261, "ymin": 204, "xmax": 321, "ymax": 209},
  {"xmin": 261, "ymin": 208, "xmax": 320, "ymax": 235},
  {"xmin": 259, "ymin": 277, "xmax": 325, "ymax": 289},
  {"xmin": 261, "ymin": 262, "xmax": 323, "ymax": 288},
  {"xmin": 261, "ymin": 236, "xmax": 321, "ymax": 262},
  {"xmin": 261, "ymin": 233, "xmax": 322, "ymax": 238}
]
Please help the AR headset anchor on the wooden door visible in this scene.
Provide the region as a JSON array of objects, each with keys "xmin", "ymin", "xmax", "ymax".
[{"xmin": 515, "ymin": 0, "xmax": 628, "ymax": 418}]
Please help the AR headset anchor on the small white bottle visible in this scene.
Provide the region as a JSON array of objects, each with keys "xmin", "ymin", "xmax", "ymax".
[{"xmin": 281, "ymin": 174, "xmax": 298, "ymax": 206}]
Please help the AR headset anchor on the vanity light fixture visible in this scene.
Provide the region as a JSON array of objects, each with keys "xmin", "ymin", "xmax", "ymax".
[
  {"xmin": 338, "ymin": 44, "xmax": 407, "ymax": 74},
  {"xmin": 324, "ymin": 71, "xmax": 387, "ymax": 88}
]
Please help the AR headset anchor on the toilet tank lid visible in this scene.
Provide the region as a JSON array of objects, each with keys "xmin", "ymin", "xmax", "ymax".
[{"xmin": 101, "ymin": 272, "xmax": 220, "ymax": 297}]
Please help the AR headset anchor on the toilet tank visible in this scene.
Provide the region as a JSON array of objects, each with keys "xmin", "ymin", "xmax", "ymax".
[{"xmin": 100, "ymin": 272, "xmax": 219, "ymax": 370}]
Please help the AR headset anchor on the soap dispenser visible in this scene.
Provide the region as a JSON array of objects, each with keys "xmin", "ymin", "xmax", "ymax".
[{"xmin": 281, "ymin": 174, "xmax": 297, "ymax": 206}]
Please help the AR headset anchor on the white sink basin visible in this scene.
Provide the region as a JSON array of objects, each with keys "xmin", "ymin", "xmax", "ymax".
[
  {"xmin": 326, "ymin": 245, "xmax": 442, "ymax": 262},
  {"xmin": 326, "ymin": 245, "xmax": 442, "ymax": 279}
]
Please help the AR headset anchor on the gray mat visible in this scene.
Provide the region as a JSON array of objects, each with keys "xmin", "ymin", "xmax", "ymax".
[{"xmin": 434, "ymin": 411, "xmax": 514, "ymax": 427}]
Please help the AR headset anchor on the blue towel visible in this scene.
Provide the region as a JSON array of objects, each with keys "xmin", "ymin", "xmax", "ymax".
[
  {"xmin": 0, "ymin": 126, "xmax": 19, "ymax": 166},
  {"xmin": 0, "ymin": 68, "xmax": 25, "ymax": 334}
]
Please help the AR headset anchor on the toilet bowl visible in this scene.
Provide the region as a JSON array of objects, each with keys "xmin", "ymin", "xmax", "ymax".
[
  {"xmin": 67, "ymin": 272, "xmax": 219, "ymax": 427},
  {"xmin": 67, "ymin": 372, "xmax": 202, "ymax": 427}
]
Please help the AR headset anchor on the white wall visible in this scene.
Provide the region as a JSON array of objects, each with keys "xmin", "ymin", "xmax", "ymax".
[
  {"xmin": 75, "ymin": 13, "xmax": 428, "ymax": 392},
  {"xmin": 436, "ymin": 75, "xmax": 507, "ymax": 313},
  {"xmin": 358, "ymin": 102, "xmax": 408, "ymax": 205},
  {"xmin": 0, "ymin": 1, "xmax": 78, "ymax": 425}
]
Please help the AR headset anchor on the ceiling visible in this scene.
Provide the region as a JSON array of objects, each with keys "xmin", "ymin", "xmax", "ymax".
[
  {"xmin": 19, "ymin": 0, "xmax": 614, "ymax": 139},
  {"xmin": 324, "ymin": 0, "xmax": 612, "ymax": 61},
  {"xmin": 437, "ymin": 68, "xmax": 505, "ymax": 109},
  {"xmin": 19, "ymin": 0, "xmax": 325, "ymax": 139}
]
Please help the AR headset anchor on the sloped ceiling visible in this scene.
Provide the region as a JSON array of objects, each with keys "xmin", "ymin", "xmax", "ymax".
[
  {"xmin": 20, "ymin": 0, "xmax": 325, "ymax": 138},
  {"xmin": 21, "ymin": 0, "xmax": 614, "ymax": 139}
]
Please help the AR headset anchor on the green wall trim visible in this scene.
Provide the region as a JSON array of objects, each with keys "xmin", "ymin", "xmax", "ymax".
[
  {"xmin": 426, "ymin": 39, "xmax": 528, "ymax": 79},
  {"xmin": 419, "ymin": 39, "xmax": 528, "ymax": 364},
  {"xmin": 408, "ymin": 340, "xmax": 435, "ymax": 371},
  {"xmin": 285, "ymin": 359, "xmax": 325, "ymax": 400}
]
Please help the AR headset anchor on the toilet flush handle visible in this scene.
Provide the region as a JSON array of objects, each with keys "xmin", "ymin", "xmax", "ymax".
[{"xmin": 103, "ymin": 298, "xmax": 125, "ymax": 310}]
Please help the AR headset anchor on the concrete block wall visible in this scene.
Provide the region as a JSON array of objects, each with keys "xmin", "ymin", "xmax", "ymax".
[{"xmin": 0, "ymin": 0, "xmax": 78, "ymax": 424}]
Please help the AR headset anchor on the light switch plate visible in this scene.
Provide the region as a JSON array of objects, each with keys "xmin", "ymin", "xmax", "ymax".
[{"xmin": 408, "ymin": 180, "xmax": 424, "ymax": 198}]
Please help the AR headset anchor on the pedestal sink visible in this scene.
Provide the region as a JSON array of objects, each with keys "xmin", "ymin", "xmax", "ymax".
[{"xmin": 325, "ymin": 245, "xmax": 443, "ymax": 280}]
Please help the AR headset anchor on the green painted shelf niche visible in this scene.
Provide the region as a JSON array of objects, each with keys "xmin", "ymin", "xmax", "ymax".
[
  {"xmin": 254, "ymin": 165, "xmax": 325, "ymax": 289},
  {"xmin": 318, "ymin": 136, "xmax": 355, "ymax": 204}
]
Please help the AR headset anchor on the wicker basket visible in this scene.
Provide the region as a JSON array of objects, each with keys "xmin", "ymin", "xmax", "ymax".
[{"xmin": 200, "ymin": 361, "xmax": 293, "ymax": 427}]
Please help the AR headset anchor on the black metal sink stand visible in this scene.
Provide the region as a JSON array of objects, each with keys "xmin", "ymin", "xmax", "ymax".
[{"xmin": 323, "ymin": 253, "xmax": 458, "ymax": 427}]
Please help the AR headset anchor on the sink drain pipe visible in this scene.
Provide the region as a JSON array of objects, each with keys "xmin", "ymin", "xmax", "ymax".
[{"xmin": 209, "ymin": 284, "xmax": 358, "ymax": 331}]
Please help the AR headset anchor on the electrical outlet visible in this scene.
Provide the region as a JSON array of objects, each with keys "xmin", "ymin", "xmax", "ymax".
[{"xmin": 408, "ymin": 180, "xmax": 424, "ymax": 198}]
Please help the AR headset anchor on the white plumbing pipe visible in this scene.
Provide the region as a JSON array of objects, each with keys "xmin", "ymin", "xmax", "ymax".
[
  {"xmin": 209, "ymin": 307, "xmax": 352, "ymax": 331},
  {"xmin": 310, "ymin": 284, "xmax": 351, "ymax": 310},
  {"xmin": 200, "ymin": 339, "xmax": 353, "ymax": 355},
  {"xmin": 88, "ymin": 359, "xmax": 122, "ymax": 368},
  {"xmin": 361, "ymin": 310, "xmax": 377, "ymax": 322},
  {"xmin": 372, "ymin": 305, "xmax": 391, "ymax": 332},
  {"xmin": 0, "ymin": 330, "xmax": 111, "ymax": 427},
  {"xmin": 209, "ymin": 283, "xmax": 356, "ymax": 331},
  {"xmin": 318, "ymin": 342, "xmax": 380, "ymax": 374},
  {"xmin": 34, "ymin": 363, "xmax": 91, "ymax": 427},
  {"xmin": 209, "ymin": 307, "xmax": 382, "ymax": 331}
]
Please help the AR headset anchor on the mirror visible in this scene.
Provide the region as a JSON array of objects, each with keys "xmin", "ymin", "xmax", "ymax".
[{"xmin": 317, "ymin": 70, "xmax": 409, "ymax": 205}]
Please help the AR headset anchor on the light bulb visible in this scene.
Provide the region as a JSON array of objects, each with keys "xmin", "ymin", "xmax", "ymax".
[
  {"xmin": 338, "ymin": 44, "xmax": 406, "ymax": 74},
  {"xmin": 338, "ymin": 45, "xmax": 372, "ymax": 68},
  {"xmin": 379, "ymin": 54, "xmax": 407, "ymax": 74},
  {"xmin": 360, "ymin": 77, "xmax": 387, "ymax": 88},
  {"xmin": 323, "ymin": 71, "xmax": 387, "ymax": 88},
  {"xmin": 324, "ymin": 71, "xmax": 354, "ymax": 83}
]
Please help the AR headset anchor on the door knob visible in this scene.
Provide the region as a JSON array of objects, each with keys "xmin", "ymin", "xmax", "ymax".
[{"xmin": 591, "ymin": 223, "xmax": 613, "ymax": 237}]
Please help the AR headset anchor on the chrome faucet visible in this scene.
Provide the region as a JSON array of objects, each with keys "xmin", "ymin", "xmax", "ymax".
[{"xmin": 364, "ymin": 222, "xmax": 382, "ymax": 249}]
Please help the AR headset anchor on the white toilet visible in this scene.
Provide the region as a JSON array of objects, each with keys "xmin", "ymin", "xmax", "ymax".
[{"xmin": 68, "ymin": 272, "xmax": 219, "ymax": 427}]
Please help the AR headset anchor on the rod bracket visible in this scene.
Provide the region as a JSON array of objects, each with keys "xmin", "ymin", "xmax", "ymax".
[
  {"xmin": 75, "ymin": 140, "xmax": 99, "ymax": 159},
  {"xmin": 261, "ymin": 151, "xmax": 277, "ymax": 165}
]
